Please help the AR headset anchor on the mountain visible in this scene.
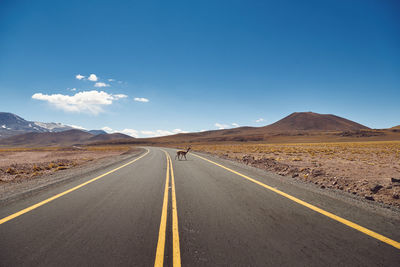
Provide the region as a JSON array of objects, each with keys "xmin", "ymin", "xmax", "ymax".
[
  {"xmin": 0, "ymin": 112, "xmax": 48, "ymax": 138},
  {"xmin": 122, "ymin": 112, "xmax": 372, "ymax": 144},
  {"xmin": 0, "ymin": 129, "xmax": 135, "ymax": 147},
  {"xmin": 88, "ymin": 130, "xmax": 107, "ymax": 135},
  {"xmin": 262, "ymin": 112, "xmax": 369, "ymax": 132},
  {"xmin": 0, "ymin": 129, "xmax": 94, "ymax": 147},
  {"xmin": 0, "ymin": 112, "xmax": 106, "ymax": 138},
  {"xmin": 88, "ymin": 133, "xmax": 133, "ymax": 142},
  {"xmin": 33, "ymin": 121, "xmax": 75, "ymax": 132}
]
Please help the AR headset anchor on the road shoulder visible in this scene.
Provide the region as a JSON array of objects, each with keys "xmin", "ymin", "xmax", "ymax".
[{"xmin": 0, "ymin": 147, "xmax": 146, "ymax": 206}]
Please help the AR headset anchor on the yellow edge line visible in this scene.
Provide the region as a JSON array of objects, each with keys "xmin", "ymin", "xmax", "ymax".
[
  {"xmin": 0, "ymin": 148, "xmax": 149, "ymax": 225},
  {"xmin": 168, "ymin": 153, "xmax": 182, "ymax": 267},
  {"xmin": 154, "ymin": 151, "xmax": 170, "ymax": 267},
  {"xmin": 192, "ymin": 153, "xmax": 400, "ymax": 250}
]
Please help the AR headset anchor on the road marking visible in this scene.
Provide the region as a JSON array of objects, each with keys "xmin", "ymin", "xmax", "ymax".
[
  {"xmin": 154, "ymin": 151, "xmax": 170, "ymax": 267},
  {"xmin": 192, "ymin": 153, "xmax": 400, "ymax": 250},
  {"xmin": 168, "ymin": 154, "xmax": 182, "ymax": 267},
  {"xmin": 0, "ymin": 148, "xmax": 149, "ymax": 225},
  {"xmin": 155, "ymin": 150, "xmax": 182, "ymax": 267}
]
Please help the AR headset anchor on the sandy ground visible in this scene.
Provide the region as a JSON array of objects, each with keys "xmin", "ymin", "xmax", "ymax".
[
  {"xmin": 0, "ymin": 146, "xmax": 142, "ymax": 201},
  {"xmin": 191, "ymin": 142, "xmax": 400, "ymax": 207},
  {"xmin": 0, "ymin": 147, "xmax": 131, "ymax": 184}
]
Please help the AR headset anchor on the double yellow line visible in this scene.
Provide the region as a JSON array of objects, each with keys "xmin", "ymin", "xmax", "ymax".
[{"xmin": 154, "ymin": 150, "xmax": 181, "ymax": 267}]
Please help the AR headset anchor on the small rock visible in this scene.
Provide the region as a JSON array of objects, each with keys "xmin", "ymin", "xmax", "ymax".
[
  {"xmin": 332, "ymin": 181, "xmax": 337, "ymax": 185},
  {"xmin": 391, "ymin": 178, "xmax": 400, "ymax": 183},
  {"xmin": 339, "ymin": 186, "xmax": 344, "ymax": 190},
  {"xmin": 311, "ymin": 169, "xmax": 324, "ymax": 177},
  {"xmin": 370, "ymin": 184, "xmax": 383, "ymax": 194},
  {"xmin": 352, "ymin": 192, "xmax": 357, "ymax": 195},
  {"xmin": 292, "ymin": 173, "xmax": 299, "ymax": 178},
  {"xmin": 320, "ymin": 185, "xmax": 326, "ymax": 189},
  {"xmin": 365, "ymin": 195, "xmax": 375, "ymax": 201},
  {"xmin": 386, "ymin": 185, "xmax": 392, "ymax": 189},
  {"xmin": 393, "ymin": 193, "xmax": 399, "ymax": 199}
]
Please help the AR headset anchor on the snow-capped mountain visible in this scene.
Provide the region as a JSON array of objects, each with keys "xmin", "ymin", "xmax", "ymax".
[
  {"xmin": 0, "ymin": 112, "xmax": 91, "ymax": 138},
  {"xmin": 33, "ymin": 121, "xmax": 75, "ymax": 132}
]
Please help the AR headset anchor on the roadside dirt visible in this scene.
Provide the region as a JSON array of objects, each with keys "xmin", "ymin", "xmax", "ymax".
[
  {"xmin": 0, "ymin": 146, "xmax": 140, "ymax": 201},
  {"xmin": 191, "ymin": 142, "xmax": 400, "ymax": 208}
]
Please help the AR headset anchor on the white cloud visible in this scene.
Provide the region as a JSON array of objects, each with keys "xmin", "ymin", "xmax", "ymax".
[
  {"xmin": 231, "ymin": 123, "xmax": 239, "ymax": 127},
  {"xmin": 141, "ymin": 130, "xmax": 172, "ymax": 136},
  {"xmin": 32, "ymin": 90, "xmax": 126, "ymax": 115},
  {"xmin": 76, "ymin": 74, "xmax": 85, "ymax": 80},
  {"xmin": 256, "ymin": 118, "xmax": 264, "ymax": 123},
  {"xmin": 113, "ymin": 94, "xmax": 128, "ymax": 99},
  {"xmin": 140, "ymin": 130, "xmax": 156, "ymax": 136},
  {"xmin": 94, "ymin": 82, "xmax": 110, "ymax": 87},
  {"xmin": 101, "ymin": 126, "xmax": 113, "ymax": 133},
  {"xmin": 215, "ymin": 123, "xmax": 230, "ymax": 129},
  {"xmin": 134, "ymin": 97, "xmax": 149, "ymax": 103},
  {"xmin": 140, "ymin": 129, "xmax": 187, "ymax": 137},
  {"xmin": 172, "ymin": 129, "xmax": 187, "ymax": 134},
  {"xmin": 108, "ymin": 79, "xmax": 115, "ymax": 82},
  {"xmin": 121, "ymin": 129, "xmax": 139, "ymax": 138},
  {"xmin": 102, "ymin": 127, "xmax": 186, "ymax": 138},
  {"xmin": 88, "ymin": 74, "xmax": 98, "ymax": 82},
  {"xmin": 68, "ymin": 124, "xmax": 86, "ymax": 130},
  {"xmin": 101, "ymin": 126, "xmax": 138, "ymax": 137},
  {"xmin": 71, "ymin": 88, "xmax": 77, "ymax": 91}
]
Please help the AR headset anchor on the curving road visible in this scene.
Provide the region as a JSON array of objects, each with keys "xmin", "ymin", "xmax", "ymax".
[{"xmin": 0, "ymin": 147, "xmax": 399, "ymax": 266}]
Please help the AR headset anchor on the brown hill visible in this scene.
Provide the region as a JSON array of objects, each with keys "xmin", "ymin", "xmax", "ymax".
[
  {"xmin": 88, "ymin": 133, "xmax": 134, "ymax": 142},
  {"xmin": 0, "ymin": 129, "xmax": 94, "ymax": 147},
  {"xmin": 391, "ymin": 125, "xmax": 400, "ymax": 130},
  {"xmin": 263, "ymin": 112, "xmax": 369, "ymax": 132},
  {"xmin": 0, "ymin": 129, "xmax": 135, "ymax": 147},
  {"xmin": 129, "ymin": 112, "xmax": 370, "ymax": 144}
]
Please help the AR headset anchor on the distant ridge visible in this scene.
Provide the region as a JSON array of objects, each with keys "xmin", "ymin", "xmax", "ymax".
[
  {"xmin": 116, "ymin": 111, "xmax": 373, "ymax": 144},
  {"xmin": 391, "ymin": 125, "xmax": 400, "ymax": 130},
  {"xmin": 88, "ymin": 133, "xmax": 133, "ymax": 142},
  {"xmin": 0, "ymin": 129, "xmax": 93, "ymax": 146},
  {"xmin": 0, "ymin": 112, "xmax": 112, "ymax": 139},
  {"xmin": 88, "ymin": 130, "xmax": 107, "ymax": 135},
  {"xmin": 0, "ymin": 129, "xmax": 134, "ymax": 147},
  {"xmin": 263, "ymin": 112, "xmax": 369, "ymax": 132}
]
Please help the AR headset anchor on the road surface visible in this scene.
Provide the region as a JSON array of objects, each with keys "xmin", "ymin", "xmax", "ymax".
[{"xmin": 1, "ymin": 147, "xmax": 399, "ymax": 266}]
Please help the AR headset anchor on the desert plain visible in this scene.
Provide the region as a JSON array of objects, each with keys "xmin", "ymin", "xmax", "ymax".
[{"xmin": 188, "ymin": 141, "xmax": 400, "ymax": 207}]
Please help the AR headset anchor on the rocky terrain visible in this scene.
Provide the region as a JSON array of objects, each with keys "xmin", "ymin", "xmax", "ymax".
[
  {"xmin": 0, "ymin": 146, "xmax": 131, "ymax": 185},
  {"xmin": 191, "ymin": 142, "xmax": 400, "ymax": 207}
]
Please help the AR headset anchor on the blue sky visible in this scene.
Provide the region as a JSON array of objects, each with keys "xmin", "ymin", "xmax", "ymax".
[{"xmin": 1, "ymin": 0, "xmax": 399, "ymax": 137}]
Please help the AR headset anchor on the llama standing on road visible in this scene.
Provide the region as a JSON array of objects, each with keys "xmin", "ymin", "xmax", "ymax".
[{"xmin": 175, "ymin": 147, "xmax": 191, "ymax": 160}]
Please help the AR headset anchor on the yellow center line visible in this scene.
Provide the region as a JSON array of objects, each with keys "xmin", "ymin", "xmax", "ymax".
[
  {"xmin": 154, "ymin": 152, "xmax": 170, "ymax": 267},
  {"xmin": 156, "ymin": 150, "xmax": 182, "ymax": 267},
  {"xmin": 192, "ymin": 153, "xmax": 400, "ymax": 250},
  {"xmin": 0, "ymin": 148, "xmax": 150, "ymax": 225},
  {"xmin": 168, "ymin": 153, "xmax": 182, "ymax": 267}
]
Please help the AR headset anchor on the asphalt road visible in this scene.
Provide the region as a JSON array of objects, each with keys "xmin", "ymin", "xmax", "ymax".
[{"xmin": 0, "ymin": 147, "xmax": 399, "ymax": 266}]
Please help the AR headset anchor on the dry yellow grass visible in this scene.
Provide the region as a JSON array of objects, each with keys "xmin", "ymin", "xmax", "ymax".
[{"xmin": 192, "ymin": 141, "xmax": 400, "ymax": 161}]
